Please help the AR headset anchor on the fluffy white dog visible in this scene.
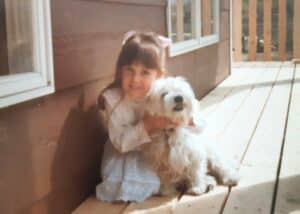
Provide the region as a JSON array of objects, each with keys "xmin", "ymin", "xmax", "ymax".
[{"xmin": 142, "ymin": 77, "xmax": 239, "ymax": 195}]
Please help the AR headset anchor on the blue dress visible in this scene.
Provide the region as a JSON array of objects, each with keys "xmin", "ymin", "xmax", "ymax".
[{"xmin": 95, "ymin": 88, "xmax": 160, "ymax": 202}]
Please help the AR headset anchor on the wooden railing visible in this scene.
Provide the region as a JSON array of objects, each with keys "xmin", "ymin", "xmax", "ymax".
[{"xmin": 233, "ymin": 0, "xmax": 300, "ymax": 61}]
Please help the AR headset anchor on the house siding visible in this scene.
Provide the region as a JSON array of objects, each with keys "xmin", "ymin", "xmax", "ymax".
[{"xmin": 0, "ymin": 0, "xmax": 231, "ymax": 213}]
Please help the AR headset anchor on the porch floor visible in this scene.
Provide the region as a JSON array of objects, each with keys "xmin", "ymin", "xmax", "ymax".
[{"xmin": 73, "ymin": 62, "xmax": 300, "ymax": 214}]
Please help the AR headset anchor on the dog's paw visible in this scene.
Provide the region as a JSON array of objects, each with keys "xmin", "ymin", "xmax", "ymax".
[
  {"xmin": 206, "ymin": 175, "xmax": 217, "ymax": 191},
  {"xmin": 187, "ymin": 185, "xmax": 207, "ymax": 195},
  {"xmin": 221, "ymin": 170, "xmax": 239, "ymax": 186}
]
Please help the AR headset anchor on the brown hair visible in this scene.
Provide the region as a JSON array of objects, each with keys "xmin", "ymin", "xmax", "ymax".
[{"xmin": 98, "ymin": 31, "xmax": 168, "ymax": 109}]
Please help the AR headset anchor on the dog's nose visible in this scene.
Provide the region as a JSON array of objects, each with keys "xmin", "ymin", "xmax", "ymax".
[{"xmin": 174, "ymin": 95, "xmax": 183, "ymax": 103}]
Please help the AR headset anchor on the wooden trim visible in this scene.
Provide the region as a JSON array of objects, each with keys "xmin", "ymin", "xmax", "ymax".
[
  {"xmin": 168, "ymin": 0, "xmax": 220, "ymax": 57},
  {"xmin": 248, "ymin": 0, "xmax": 257, "ymax": 61},
  {"xmin": 202, "ymin": 0, "xmax": 212, "ymax": 36},
  {"xmin": 0, "ymin": 0, "xmax": 54, "ymax": 108},
  {"xmin": 294, "ymin": 0, "xmax": 300, "ymax": 59},
  {"xmin": 169, "ymin": 35, "xmax": 219, "ymax": 57},
  {"xmin": 274, "ymin": 65, "xmax": 300, "ymax": 212},
  {"xmin": 278, "ymin": 0, "xmax": 286, "ymax": 61},
  {"xmin": 102, "ymin": 0, "xmax": 166, "ymax": 7},
  {"xmin": 191, "ymin": 0, "xmax": 196, "ymax": 38},
  {"xmin": 232, "ymin": 0, "xmax": 242, "ymax": 61},
  {"xmin": 263, "ymin": 0, "xmax": 272, "ymax": 60},
  {"xmin": 176, "ymin": 0, "xmax": 184, "ymax": 42}
]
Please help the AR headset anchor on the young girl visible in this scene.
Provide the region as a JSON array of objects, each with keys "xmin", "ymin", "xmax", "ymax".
[{"xmin": 95, "ymin": 31, "xmax": 174, "ymax": 202}]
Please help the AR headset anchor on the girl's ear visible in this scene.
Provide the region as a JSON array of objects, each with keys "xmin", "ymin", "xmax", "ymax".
[
  {"xmin": 156, "ymin": 72, "xmax": 163, "ymax": 78},
  {"xmin": 157, "ymin": 68, "xmax": 167, "ymax": 78}
]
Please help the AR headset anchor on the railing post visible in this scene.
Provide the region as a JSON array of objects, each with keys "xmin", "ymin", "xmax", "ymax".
[
  {"xmin": 294, "ymin": 0, "xmax": 300, "ymax": 60},
  {"xmin": 278, "ymin": 0, "xmax": 287, "ymax": 61},
  {"xmin": 232, "ymin": 0, "xmax": 242, "ymax": 61},
  {"xmin": 264, "ymin": 0, "xmax": 272, "ymax": 61},
  {"xmin": 248, "ymin": 0, "xmax": 257, "ymax": 61},
  {"xmin": 176, "ymin": 0, "xmax": 184, "ymax": 42}
]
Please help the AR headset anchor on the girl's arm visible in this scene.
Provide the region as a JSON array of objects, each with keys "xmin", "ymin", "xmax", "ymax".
[
  {"xmin": 106, "ymin": 101, "xmax": 152, "ymax": 153},
  {"xmin": 143, "ymin": 112, "xmax": 177, "ymax": 134}
]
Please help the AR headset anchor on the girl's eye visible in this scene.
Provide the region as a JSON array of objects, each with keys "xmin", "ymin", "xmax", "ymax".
[
  {"xmin": 142, "ymin": 70, "xmax": 151, "ymax": 76},
  {"xmin": 124, "ymin": 67, "xmax": 134, "ymax": 75}
]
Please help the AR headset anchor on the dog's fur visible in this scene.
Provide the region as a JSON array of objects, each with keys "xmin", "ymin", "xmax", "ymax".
[{"xmin": 142, "ymin": 77, "xmax": 239, "ymax": 195}]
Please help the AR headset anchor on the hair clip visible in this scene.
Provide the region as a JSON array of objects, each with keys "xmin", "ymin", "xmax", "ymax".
[
  {"xmin": 158, "ymin": 35, "xmax": 172, "ymax": 48},
  {"xmin": 122, "ymin": 30, "xmax": 172, "ymax": 48},
  {"xmin": 122, "ymin": 30, "xmax": 137, "ymax": 45}
]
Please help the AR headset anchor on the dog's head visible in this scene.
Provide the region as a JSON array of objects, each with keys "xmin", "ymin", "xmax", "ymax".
[{"xmin": 146, "ymin": 77, "xmax": 198, "ymax": 125}]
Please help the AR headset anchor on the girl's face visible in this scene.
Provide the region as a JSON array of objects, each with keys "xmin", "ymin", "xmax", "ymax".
[{"xmin": 121, "ymin": 63, "xmax": 161, "ymax": 100}]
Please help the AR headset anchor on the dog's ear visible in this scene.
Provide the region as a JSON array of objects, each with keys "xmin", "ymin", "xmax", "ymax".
[
  {"xmin": 146, "ymin": 81, "xmax": 164, "ymax": 115},
  {"xmin": 145, "ymin": 94, "xmax": 156, "ymax": 115},
  {"xmin": 175, "ymin": 76, "xmax": 196, "ymax": 99}
]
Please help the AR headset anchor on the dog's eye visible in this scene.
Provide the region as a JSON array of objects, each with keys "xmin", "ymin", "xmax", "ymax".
[{"xmin": 161, "ymin": 92, "xmax": 167, "ymax": 99}]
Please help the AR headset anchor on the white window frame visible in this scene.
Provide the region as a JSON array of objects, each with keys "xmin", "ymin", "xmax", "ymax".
[
  {"xmin": 0, "ymin": 0, "xmax": 54, "ymax": 109},
  {"xmin": 167, "ymin": 0, "xmax": 220, "ymax": 57}
]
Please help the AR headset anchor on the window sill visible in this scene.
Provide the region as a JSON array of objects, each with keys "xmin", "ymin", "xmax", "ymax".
[
  {"xmin": 0, "ymin": 84, "xmax": 54, "ymax": 109},
  {"xmin": 169, "ymin": 35, "xmax": 219, "ymax": 57}
]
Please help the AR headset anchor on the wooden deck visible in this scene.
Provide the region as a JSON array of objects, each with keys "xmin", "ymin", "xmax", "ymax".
[{"xmin": 73, "ymin": 62, "xmax": 300, "ymax": 214}]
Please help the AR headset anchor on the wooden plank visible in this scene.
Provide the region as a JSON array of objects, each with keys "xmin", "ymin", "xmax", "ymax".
[
  {"xmin": 205, "ymin": 67, "xmax": 264, "ymax": 138},
  {"xmin": 232, "ymin": 0, "xmax": 243, "ymax": 61},
  {"xmin": 175, "ymin": 187, "xmax": 228, "ymax": 214},
  {"xmin": 202, "ymin": 0, "xmax": 211, "ymax": 36},
  {"xmin": 274, "ymin": 65, "xmax": 300, "ymax": 213},
  {"xmin": 218, "ymin": 66, "xmax": 280, "ymax": 162},
  {"xmin": 263, "ymin": 0, "xmax": 272, "ymax": 60},
  {"xmin": 278, "ymin": 0, "xmax": 287, "ymax": 61},
  {"xmin": 294, "ymin": 0, "xmax": 300, "ymax": 59},
  {"xmin": 176, "ymin": 0, "xmax": 184, "ymax": 41},
  {"xmin": 72, "ymin": 196, "xmax": 128, "ymax": 214},
  {"xmin": 243, "ymin": 66, "xmax": 293, "ymax": 168},
  {"xmin": 223, "ymin": 66, "xmax": 294, "ymax": 214},
  {"xmin": 248, "ymin": 0, "xmax": 257, "ymax": 61},
  {"xmin": 122, "ymin": 195, "xmax": 179, "ymax": 213},
  {"xmin": 200, "ymin": 66, "xmax": 259, "ymax": 116}
]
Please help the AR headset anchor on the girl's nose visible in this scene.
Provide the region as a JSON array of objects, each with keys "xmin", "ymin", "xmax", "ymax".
[{"xmin": 132, "ymin": 73, "xmax": 141, "ymax": 83}]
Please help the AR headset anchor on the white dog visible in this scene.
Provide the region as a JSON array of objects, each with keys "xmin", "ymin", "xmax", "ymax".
[{"xmin": 142, "ymin": 77, "xmax": 239, "ymax": 195}]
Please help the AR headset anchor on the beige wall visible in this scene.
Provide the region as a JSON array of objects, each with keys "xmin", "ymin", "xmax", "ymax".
[{"xmin": 0, "ymin": 0, "xmax": 231, "ymax": 213}]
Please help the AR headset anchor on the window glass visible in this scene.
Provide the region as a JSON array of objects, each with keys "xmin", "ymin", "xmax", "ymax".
[
  {"xmin": 0, "ymin": 0, "xmax": 36, "ymax": 76},
  {"xmin": 170, "ymin": 0, "xmax": 194, "ymax": 43}
]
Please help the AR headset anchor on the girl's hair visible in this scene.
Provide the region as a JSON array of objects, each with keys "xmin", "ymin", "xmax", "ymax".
[{"xmin": 98, "ymin": 31, "xmax": 168, "ymax": 109}]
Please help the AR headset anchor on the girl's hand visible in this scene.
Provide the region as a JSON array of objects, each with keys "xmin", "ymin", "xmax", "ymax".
[
  {"xmin": 143, "ymin": 112, "xmax": 177, "ymax": 134},
  {"xmin": 189, "ymin": 117, "xmax": 195, "ymax": 126}
]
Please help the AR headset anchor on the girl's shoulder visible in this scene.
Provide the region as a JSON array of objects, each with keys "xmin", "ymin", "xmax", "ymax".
[{"xmin": 102, "ymin": 88, "xmax": 123, "ymax": 107}]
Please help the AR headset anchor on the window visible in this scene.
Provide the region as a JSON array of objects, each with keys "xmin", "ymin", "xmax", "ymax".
[
  {"xmin": 167, "ymin": 0, "xmax": 220, "ymax": 56},
  {"xmin": 0, "ymin": 0, "xmax": 54, "ymax": 108}
]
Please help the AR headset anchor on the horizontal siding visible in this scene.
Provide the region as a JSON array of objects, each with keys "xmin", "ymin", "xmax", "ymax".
[{"xmin": 51, "ymin": 0, "xmax": 165, "ymax": 90}]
